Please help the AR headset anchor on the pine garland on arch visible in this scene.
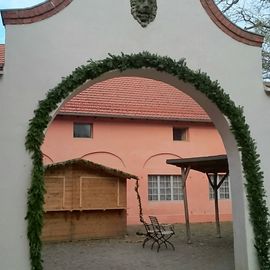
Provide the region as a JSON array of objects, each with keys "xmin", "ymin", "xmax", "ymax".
[{"xmin": 25, "ymin": 52, "xmax": 270, "ymax": 270}]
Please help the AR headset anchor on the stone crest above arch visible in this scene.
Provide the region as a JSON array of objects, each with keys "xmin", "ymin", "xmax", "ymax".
[{"xmin": 130, "ymin": 0, "xmax": 157, "ymax": 28}]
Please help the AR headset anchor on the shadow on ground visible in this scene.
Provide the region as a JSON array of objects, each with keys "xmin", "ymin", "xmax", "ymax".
[{"xmin": 42, "ymin": 222, "xmax": 234, "ymax": 270}]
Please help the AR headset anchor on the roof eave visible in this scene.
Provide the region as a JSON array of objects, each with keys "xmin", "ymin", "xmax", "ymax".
[{"xmin": 57, "ymin": 112, "xmax": 212, "ymax": 123}]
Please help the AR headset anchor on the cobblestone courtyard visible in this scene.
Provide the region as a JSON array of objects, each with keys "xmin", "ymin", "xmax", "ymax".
[{"xmin": 43, "ymin": 222, "xmax": 234, "ymax": 270}]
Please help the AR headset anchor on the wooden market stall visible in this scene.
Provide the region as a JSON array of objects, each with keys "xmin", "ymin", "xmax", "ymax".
[
  {"xmin": 42, "ymin": 159, "xmax": 138, "ymax": 242},
  {"xmin": 167, "ymin": 155, "xmax": 229, "ymax": 243}
]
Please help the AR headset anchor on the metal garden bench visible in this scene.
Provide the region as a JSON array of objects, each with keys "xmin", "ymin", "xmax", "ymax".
[
  {"xmin": 141, "ymin": 220, "xmax": 158, "ymax": 249},
  {"xmin": 142, "ymin": 216, "xmax": 175, "ymax": 252}
]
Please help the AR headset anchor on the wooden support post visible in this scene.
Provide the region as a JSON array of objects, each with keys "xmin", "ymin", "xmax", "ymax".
[
  {"xmin": 182, "ymin": 166, "xmax": 192, "ymax": 244},
  {"xmin": 213, "ymin": 173, "xmax": 221, "ymax": 238},
  {"xmin": 207, "ymin": 172, "xmax": 221, "ymax": 238}
]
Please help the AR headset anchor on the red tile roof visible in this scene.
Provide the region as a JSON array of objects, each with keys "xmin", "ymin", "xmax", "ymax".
[
  {"xmin": 0, "ymin": 44, "xmax": 4, "ymax": 71},
  {"xmin": 60, "ymin": 77, "xmax": 210, "ymax": 122}
]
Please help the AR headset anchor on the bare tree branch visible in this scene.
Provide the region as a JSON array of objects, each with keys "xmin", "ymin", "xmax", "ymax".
[
  {"xmin": 222, "ymin": 0, "xmax": 240, "ymax": 13},
  {"xmin": 215, "ymin": 0, "xmax": 270, "ymax": 80}
]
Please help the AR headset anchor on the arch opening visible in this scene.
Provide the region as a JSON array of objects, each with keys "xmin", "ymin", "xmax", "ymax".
[{"xmin": 26, "ymin": 52, "xmax": 270, "ymax": 270}]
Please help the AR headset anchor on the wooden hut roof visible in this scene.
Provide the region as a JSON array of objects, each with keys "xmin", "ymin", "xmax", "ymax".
[{"xmin": 44, "ymin": 159, "xmax": 138, "ymax": 180}]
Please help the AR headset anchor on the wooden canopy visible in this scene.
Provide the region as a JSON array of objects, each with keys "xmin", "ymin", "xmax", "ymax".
[
  {"xmin": 166, "ymin": 155, "xmax": 228, "ymax": 174},
  {"xmin": 166, "ymin": 155, "xmax": 229, "ymax": 243}
]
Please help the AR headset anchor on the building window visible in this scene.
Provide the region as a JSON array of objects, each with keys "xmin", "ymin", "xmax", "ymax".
[
  {"xmin": 209, "ymin": 175, "xmax": 230, "ymax": 200},
  {"xmin": 173, "ymin": 127, "xmax": 188, "ymax": 141},
  {"xmin": 148, "ymin": 175, "xmax": 183, "ymax": 201},
  {"xmin": 73, "ymin": 123, "xmax": 92, "ymax": 138}
]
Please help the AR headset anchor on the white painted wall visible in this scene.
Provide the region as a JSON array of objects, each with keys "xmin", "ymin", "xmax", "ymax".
[{"xmin": 0, "ymin": 0, "xmax": 268, "ymax": 269}]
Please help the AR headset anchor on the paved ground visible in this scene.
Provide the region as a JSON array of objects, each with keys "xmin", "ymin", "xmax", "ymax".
[{"xmin": 42, "ymin": 222, "xmax": 234, "ymax": 270}]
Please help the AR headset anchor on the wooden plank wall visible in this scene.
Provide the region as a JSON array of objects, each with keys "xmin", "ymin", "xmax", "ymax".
[
  {"xmin": 81, "ymin": 177, "xmax": 118, "ymax": 209},
  {"xmin": 44, "ymin": 165, "xmax": 127, "ymax": 210},
  {"xmin": 72, "ymin": 210, "xmax": 126, "ymax": 240},
  {"xmin": 42, "ymin": 212, "xmax": 71, "ymax": 241},
  {"xmin": 44, "ymin": 177, "xmax": 64, "ymax": 210},
  {"xmin": 42, "ymin": 163, "xmax": 128, "ymax": 241},
  {"xmin": 42, "ymin": 210, "xmax": 126, "ymax": 242}
]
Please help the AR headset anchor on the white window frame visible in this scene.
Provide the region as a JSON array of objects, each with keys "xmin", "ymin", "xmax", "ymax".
[
  {"xmin": 209, "ymin": 174, "xmax": 231, "ymax": 200},
  {"xmin": 148, "ymin": 175, "xmax": 183, "ymax": 201}
]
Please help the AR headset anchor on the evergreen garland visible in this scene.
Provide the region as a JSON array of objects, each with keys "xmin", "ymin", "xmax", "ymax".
[{"xmin": 25, "ymin": 52, "xmax": 270, "ymax": 269}]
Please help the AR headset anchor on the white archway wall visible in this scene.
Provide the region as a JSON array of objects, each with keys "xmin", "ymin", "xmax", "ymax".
[{"xmin": 0, "ymin": 1, "xmax": 268, "ymax": 270}]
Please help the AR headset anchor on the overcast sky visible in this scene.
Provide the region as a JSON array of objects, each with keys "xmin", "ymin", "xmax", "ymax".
[{"xmin": 0, "ymin": 0, "xmax": 44, "ymax": 43}]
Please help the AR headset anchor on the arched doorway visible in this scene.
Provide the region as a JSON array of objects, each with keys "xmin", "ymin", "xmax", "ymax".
[{"xmin": 26, "ymin": 53, "xmax": 269, "ymax": 270}]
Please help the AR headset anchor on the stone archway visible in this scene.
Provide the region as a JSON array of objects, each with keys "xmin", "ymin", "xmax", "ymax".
[{"xmin": 26, "ymin": 52, "xmax": 270, "ymax": 270}]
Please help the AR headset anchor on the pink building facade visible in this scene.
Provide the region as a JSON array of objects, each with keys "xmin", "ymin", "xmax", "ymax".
[{"xmin": 42, "ymin": 77, "xmax": 231, "ymax": 225}]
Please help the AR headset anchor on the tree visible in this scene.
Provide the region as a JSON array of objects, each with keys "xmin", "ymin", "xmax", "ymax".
[{"xmin": 215, "ymin": 0, "xmax": 270, "ymax": 80}]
